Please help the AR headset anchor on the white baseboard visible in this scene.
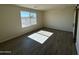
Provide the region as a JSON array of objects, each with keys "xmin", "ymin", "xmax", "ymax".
[{"xmin": 0, "ymin": 27, "xmax": 42, "ymax": 43}]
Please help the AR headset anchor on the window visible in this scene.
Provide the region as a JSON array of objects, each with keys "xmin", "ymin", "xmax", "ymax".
[
  {"xmin": 20, "ymin": 11, "xmax": 37, "ymax": 28},
  {"xmin": 30, "ymin": 12, "xmax": 37, "ymax": 25}
]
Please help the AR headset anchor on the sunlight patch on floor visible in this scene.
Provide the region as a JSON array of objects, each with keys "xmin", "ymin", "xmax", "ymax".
[{"xmin": 28, "ymin": 30, "xmax": 53, "ymax": 44}]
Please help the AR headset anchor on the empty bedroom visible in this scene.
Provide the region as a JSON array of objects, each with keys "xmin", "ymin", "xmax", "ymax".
[{"xmin": 0, "ymin": 4, "xmax": 78, "ymax": 55}]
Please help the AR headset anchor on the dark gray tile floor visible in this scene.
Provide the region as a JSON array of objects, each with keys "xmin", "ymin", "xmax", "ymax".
[{"xmin": 0, "ymin": 27, "xmax": 77, "ymax": 55}]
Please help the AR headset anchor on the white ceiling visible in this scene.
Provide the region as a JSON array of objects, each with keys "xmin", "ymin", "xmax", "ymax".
[{"xmin": 17, "ymin": 4, "xmax": 75, "ymax": 11}]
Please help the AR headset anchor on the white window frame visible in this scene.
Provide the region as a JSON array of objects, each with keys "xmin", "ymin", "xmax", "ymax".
[{"xmin": 20, "ymin": 10, "xmax": 37, "ymax": 28}]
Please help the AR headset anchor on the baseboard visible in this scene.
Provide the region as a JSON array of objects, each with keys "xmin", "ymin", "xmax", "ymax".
[
  {"xmin": 43, "ymin": 26, "xmax": 73, "ymax": 33},
  {"xmin": 0, "ymin": 31, "xmax": 25, "ymax": 43},
  {"xmin": 0, "ymin": 27, "xmax": 42, "ymax": 43}
]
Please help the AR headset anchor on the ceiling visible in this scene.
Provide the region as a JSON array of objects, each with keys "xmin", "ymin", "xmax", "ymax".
[{"xmin": 17, "ymin": 4, "xmax": 75, "ymax": 11}]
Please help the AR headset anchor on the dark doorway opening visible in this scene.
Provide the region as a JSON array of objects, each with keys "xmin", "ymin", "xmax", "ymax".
[{"xmin": 74, "ymin": 5, "xmax": 78, "ymax": 43}]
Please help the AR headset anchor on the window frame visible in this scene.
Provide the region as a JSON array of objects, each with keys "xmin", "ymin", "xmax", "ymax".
[{"xmin": 20, "ymin": 10, "xmax": 37, "ymax": 28}]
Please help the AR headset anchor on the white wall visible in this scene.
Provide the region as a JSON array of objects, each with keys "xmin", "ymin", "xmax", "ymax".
[
  {"xmin": 44, "ymin": 7, "xmax": 74, "ymax": 32},
  {"xmin": 0, "ymin": 5, "xmax": 43, "ymax": 43},
  {"xmin": 0, "ymin": 5, "xmax": 74, "ymax": 43}
]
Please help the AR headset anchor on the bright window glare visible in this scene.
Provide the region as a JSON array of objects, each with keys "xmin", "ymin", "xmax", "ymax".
[
  {"xmin": 30, "ymin": 12, "xmax": 37, "ymax": 25},
  {"xmin": 20, "ymin": 11, "xmax": 37, "ymax": 28},
  {"xmin": 31, "ymin": 12, "xmax": 36, "ymax": 18},
  {"xmin": 20, "ymin": 11, "xmax": 29, "ymax": 17}
]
